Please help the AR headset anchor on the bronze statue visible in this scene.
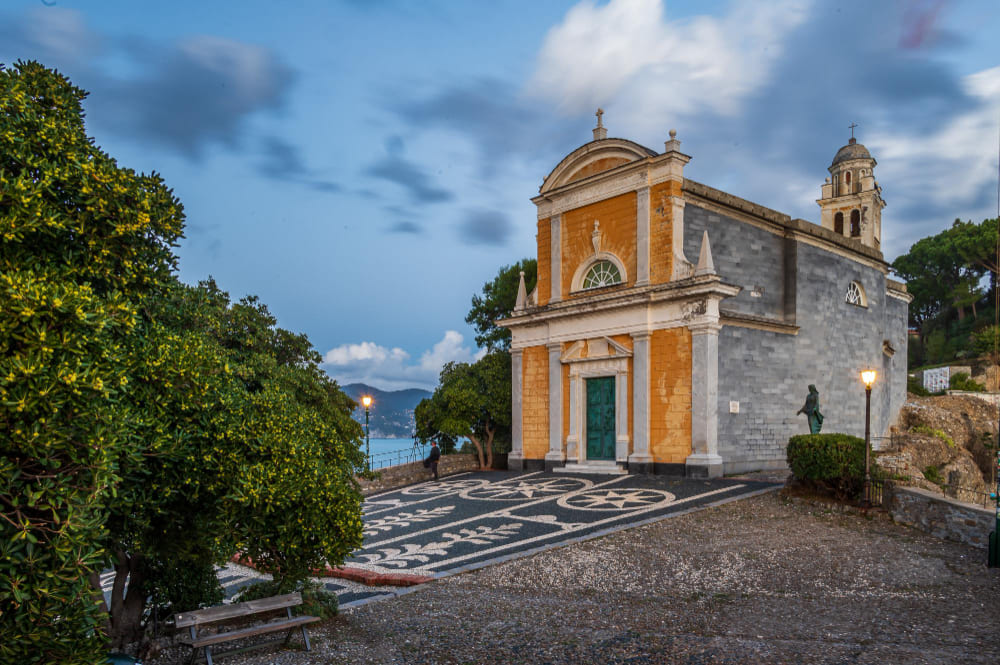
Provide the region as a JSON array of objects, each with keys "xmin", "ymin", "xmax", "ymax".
[{"xmin": 797, "ymin": 384, "xmax": 824, "ymax": 434}]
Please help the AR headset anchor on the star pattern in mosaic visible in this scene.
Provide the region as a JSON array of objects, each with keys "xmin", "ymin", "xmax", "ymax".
[
  {"xmin": 558, "ymin": 488, "xmax": 674, "ymax": 511},
  {"xmin": 459, "ymin": 477, "xmax": 591, "ymax": 501}
]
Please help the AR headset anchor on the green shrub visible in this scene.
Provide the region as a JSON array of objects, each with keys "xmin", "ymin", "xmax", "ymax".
[
  {"xmin": 786, "ymin": 433, "xmax": 867, "ymax": 500},
  {"xmin": 949, "ymin": 372, "xmax": 985, "ymax": 392},
  {"xmin": 923, "ymin": 465, "xmax": 943, "ymax": 485},
  {"xmin": 971, "ymin": 325, "xmax": 998, "ymax": 360},
  {"xmin": 911, "ymin": 425, "xmax": 956, "ymax": 448},
  {"xmin": 907, "ymin": 375, "xmax": 931, "ymax": 396}
]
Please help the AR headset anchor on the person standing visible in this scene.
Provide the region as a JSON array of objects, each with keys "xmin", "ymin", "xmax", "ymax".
[{"xmin": 423, "ymin": 440, "xmax": 441, "ymax": 480}]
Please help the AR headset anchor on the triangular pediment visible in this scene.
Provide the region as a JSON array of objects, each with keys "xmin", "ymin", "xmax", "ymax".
[{"xmin": 560, "ymin": 337, "xmax": 633, "ymax": 363}]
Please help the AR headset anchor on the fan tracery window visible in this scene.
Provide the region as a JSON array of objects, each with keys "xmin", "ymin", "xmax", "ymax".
[
  {"xmin": 846, "ymin": 281, "xmax": 866, "ymax": 307},
  {"xmin": 582, "ymin": 260, "xmax": 622, "ymax": 289}
]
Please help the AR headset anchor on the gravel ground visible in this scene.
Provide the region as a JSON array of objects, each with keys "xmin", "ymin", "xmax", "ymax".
[{"xmin": 150, "ymin": 489, "xmax": 1000, "ymax": 665}]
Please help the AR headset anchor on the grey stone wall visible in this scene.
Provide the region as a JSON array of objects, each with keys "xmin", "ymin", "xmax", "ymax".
[
  {"xmin": 687, "ymin": 205, "xmax": 908, "ymax": 473},
  {"xmin": 716, "ymin": 326, "xmax": 799, "ymax": 472},
  {"xmin": 357, "ymin": 454, "xmax": 480, "ymax": 496},
  {"xmin": 684, "ymin": 204, "xmax": 788, "ymax": 320},
  {"xmin": 888, "ymin": 486, "xmax": 995, "ymax": 550}
]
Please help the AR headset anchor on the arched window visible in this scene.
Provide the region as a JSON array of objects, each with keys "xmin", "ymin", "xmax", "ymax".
[
  {"xmin": 846, "ymin": 281, "xmax": 867, "ymax": 307},
  {"xmin": 850, "ymin": 209, "xmax": 861, "ymax": 237},
  {"xmin": 834, "ymin": 212, "xmax": 844, "ymax": 235},
  {"xmin": 845, "ymin": 171, "xmax": 851, "ymax": 189},
  {"xmin": 582, "ymin": 260, "xmax": 622, "ymax": 289}
]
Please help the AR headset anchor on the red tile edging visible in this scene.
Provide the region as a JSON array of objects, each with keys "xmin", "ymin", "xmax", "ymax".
[{"xmin": 231, "ymin": 554, "xmax": 433, "ymax": 587}]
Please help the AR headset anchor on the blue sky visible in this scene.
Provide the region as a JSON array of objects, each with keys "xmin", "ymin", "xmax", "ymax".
[{"xmin": 3, "ymin": 0, "xmax": 999, "ymax": 390}]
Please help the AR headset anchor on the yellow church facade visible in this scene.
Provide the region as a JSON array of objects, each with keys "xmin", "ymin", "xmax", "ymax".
[{"xmin": 501, "ymin": 116, "xmax": 909, "ymax": 477}]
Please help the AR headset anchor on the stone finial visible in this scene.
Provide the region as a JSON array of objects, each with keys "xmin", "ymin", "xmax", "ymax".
[
  {"xmin": 592, "ymin": 108, "xmax": 608, "ymax": 141},
  {"xmin": 514, "ymin": 270, "xmax": 528, "ymax": 312},
  {"xmin": 591, "ymin": 220, "xmax": 602, "ymax": 253},
  {"xmin": 664, "ymin": 128, "xmax": 681, "ymax": 153},
  {"xmin": 695, "ymin": 230, "xmax": 716, "ymax": 276}
]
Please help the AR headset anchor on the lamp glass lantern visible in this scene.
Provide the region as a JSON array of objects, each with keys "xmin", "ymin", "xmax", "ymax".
[
  {"xmin": 361, "ymin": 395, "xmax": 373, "ymax": 472},
  {"xmin": 860, "ymin": 370, "xmax": 876, "ymax": 506}
]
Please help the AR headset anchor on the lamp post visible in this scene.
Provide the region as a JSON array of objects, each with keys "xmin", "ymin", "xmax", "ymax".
[
  {"xmin": 861, "ymin": 369, "xmax": 876, "ymax": 507},
  {"xmin": 362, "ymin": 395, "xmax": 372, "ymax": 473}
]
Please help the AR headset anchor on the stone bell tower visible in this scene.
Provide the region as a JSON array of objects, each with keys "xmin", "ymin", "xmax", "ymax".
[{"xmin": 817, "ymin": 127, "xmax": 885, "ymax": 251}]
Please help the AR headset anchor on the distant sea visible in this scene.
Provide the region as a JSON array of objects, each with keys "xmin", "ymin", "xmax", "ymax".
[{"xmin": 362, "ymin": 437, "xmax": 426, "ymax": 470}]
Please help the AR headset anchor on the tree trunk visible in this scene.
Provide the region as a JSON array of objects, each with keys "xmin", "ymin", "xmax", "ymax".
[
  {"xmin": 468, "ymin": 434, "xmax": 486, "ymax": 470},
  {"xmin": 109, "ymin": 550, "xmax": 149, "ymax": 651},
  {"xmin": 484, "ymin": 425, "xmax": 495, "ymax": 470}
]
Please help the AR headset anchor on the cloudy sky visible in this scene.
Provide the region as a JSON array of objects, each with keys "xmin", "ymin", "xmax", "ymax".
[{"xmin": 3, "ymin": 0, "xmax": 999, "ymax": 390}]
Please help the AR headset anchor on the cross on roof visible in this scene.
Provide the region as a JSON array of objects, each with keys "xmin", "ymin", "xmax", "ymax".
[
  {"xmin": 848, "ymin": 122, "xmax": 858, "ymax": 138},
  {"xmin": 596, "ymin": 108, "xmax": 604, "ymax": 128}
]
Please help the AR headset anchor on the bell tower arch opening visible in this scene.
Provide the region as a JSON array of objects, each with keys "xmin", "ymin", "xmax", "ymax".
[{"xmin": 816, "ymin": 128, "xmax": 885, "ymax": 252}]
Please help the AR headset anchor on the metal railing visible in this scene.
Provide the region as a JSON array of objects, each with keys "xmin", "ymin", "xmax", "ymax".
[{"xmin": 367, "ymin": 442, "xmax": 429, "ymax": 471}]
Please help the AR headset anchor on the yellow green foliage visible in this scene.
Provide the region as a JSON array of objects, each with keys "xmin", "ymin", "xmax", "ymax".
[
  {"xmin": 911, "ymin": 424, "xmax": 956, "ymax": 448},
  {"xmin": 2, "ymin": 62, "xmax": 364, "ymax": 660}
]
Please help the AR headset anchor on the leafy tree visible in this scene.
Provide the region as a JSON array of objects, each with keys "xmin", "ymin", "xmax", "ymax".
[
  {"xmin": 419, "ymin": 260, "xmax": 532, "ymax": 468},
  {"xmin": 1, "ymin": 62, "xmax": 366, "ymax": 660},
  {"xmin": 891, "ymin": 218, "xmax": 996, "ymax": 366},
  {"xmin": 466, "ymin": 259, "xmax": 536, "ymax": 352},
  {"xmin": 103, "ymin": 280, "xmax": 366, "ymax": 649},
  {"xmin": 1, "ymin": 61, "xmax": 182, "ymax": 664},
  {"xmin": 416, "ymin": 352, "xmax": 511, "ymax": 470}
]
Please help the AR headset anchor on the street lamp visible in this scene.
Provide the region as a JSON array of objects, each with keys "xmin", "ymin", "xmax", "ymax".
[
  {"xmin": 861, "ymin": 369, "xmax": 876, "ymax": 507},
  {"xmin": 361, "ymin": 395, "xmax": 372, "ymax": 472}
]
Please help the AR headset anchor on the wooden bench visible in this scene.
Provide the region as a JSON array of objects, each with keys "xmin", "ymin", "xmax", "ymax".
[{"xmin": 174, "ymin": 592, "xmax": 320, "ymax": 665}]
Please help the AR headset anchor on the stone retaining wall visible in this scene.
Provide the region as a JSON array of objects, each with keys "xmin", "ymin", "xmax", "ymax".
[
  {"xmin": 357, "ymin": 454, "xmax": 481, "ymax": 496},
  {"xmin": 888, "ymin": 485, "xmax": 996, "ymax": 550}
]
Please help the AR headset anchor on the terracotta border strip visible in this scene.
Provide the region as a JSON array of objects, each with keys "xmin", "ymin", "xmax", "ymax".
[{"xmin": 231, "ymin": 554, "xmax": 433, "ymax": 588}]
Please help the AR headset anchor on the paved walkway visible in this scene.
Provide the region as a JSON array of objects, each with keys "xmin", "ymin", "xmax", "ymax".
[{"xmin": 101, "ymin": 470, "xmax": 779, "ymax": 608}]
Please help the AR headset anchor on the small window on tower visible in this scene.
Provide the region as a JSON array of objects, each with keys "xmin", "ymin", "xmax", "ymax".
[
  {"xmin": 845, "ymin": 171, "xmax": 851, "ymax": 188},
  {"xmin": 834, "ymin": 212, "xmax": 844, "ymax": 235},
  {"xmin": 846, "ymin": 281, "xmax": 867, "ymax": 307},
  {"xmin": 850, "ymin": 210, "xmax": 861, "ymax": 237}
]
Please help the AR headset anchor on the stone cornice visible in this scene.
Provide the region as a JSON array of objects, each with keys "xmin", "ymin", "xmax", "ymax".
[
  {"xmin": 532, "ymin": 144, "xmax": 690, "ymax": 220},
  {"xmin": 682, "ymin": 179, "xmax": 889, "ymax": 270},
  {"xmin": 499, "ymin": 275, "xmax": 741, "ymax": 329},
  {"xmin": 720, "ymin": 310, "xmax": 800, "ymax": 335}
]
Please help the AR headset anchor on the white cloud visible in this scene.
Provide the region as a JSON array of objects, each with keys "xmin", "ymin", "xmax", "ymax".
[
  {"xmin": 323, "ymin": 341, "xmax": 409, "ymax": 365},
  {"xmin": 869, "ymin": 65, "xmax": 1000, "ymax": 257},
  {"xmin": 322, "ymin": 331, "xmax": 484, "ymax": 391},
  {"xmin": 526, "ymin": 0, "xmax": 809, "ymax": 126}
]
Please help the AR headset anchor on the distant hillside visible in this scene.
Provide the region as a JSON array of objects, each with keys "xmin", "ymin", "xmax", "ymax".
[{"xmin": 341, "ymin": 383, "xmax": 431, "ymax": 438}]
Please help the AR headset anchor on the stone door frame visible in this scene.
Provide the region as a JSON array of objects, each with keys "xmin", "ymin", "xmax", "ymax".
[{"xmin": 565, "ymin": 354, "xmax": 630, "ymax": 465}]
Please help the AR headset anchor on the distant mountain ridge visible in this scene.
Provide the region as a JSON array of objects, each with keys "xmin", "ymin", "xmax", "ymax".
[{"xmin": 342, "ymin": 383, "xmax": 431, "ymax": 438}]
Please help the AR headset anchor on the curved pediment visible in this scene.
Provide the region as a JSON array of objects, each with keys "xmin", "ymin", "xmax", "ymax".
[{"xmin": 540, "ymin": 139, "xmax": 658, "ymax": 195}]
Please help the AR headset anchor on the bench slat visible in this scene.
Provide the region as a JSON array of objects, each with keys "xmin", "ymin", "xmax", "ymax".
[
  {"xmin": 174, "ymin": 592, "xmax": 303, "ymax": 628},
  {"xmin": 180, "ymin": 615, "xmax": 320, "ymax": 648}
]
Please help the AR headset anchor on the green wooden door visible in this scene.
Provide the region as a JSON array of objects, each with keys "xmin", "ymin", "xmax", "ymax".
[{"xmin": 586, "ymin": 376, "xmax": 616, "ymax": 461}]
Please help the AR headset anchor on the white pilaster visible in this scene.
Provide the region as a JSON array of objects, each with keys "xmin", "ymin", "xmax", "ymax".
[
  {"xmin": 636, "ymin": 187, "xmax": 650, "ymax": 286},
  {"xmin": 550, "ymin": 214, "xmax": 562, "ymax": 303},
  {"xmin": 615, "ymin": 370, "xmax": 629, "ymax": 462},
  {"xmin": 628, "ymin": 331, "xmax": 652, "ymax": 470},
  {"xmin": 545, "ymin": 343, "xmax": 565, "ymax": 466},
  {"xmin": 566, "ymin": 373, "xmax": 580, "ymax": 463},
  {"xmin": 509, "ymin": 349, "xmax": 524, "ymax": 468},
  {"xmin": 687, "ymin": 323, "xmax": 723, "ymax": 477},
  {"xmin": 670, "ymin": 195, "xmax": 691, "ymax": 280}
]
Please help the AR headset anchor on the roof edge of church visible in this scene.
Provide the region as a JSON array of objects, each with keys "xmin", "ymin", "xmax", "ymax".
[{"xmin": 683, "ymin": 179, "xmax": 886, "ymax": 265}]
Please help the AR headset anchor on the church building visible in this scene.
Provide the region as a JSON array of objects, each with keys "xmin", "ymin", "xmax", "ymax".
[{"xmin": 500, "ymin": 113, "xmax": 911, "ymax": 477}]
